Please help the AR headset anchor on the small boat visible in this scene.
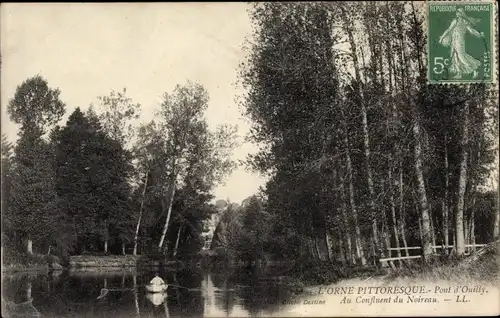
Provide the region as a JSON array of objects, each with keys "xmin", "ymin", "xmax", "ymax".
[{"xmin": 145, "ymin": 284, "xmax": 168, "ymax": 293}]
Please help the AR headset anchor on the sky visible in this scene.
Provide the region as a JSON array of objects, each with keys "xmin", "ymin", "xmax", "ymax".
[{"xmin": 1, "ymin": 3, "xmax": 268, "ymax": 204}]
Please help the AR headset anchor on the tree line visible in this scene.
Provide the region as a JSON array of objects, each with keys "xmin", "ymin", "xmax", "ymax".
[
  {"xmin": 2, "ymin": 2, "xmax": 498, "ymax": 269},
  {"xmin": 1, "ymin": 77, "xmax": 238, "ymax": 259},
  {"xmin": 230, "ymin": 2, "xmax": 498, "ymax": 267}
]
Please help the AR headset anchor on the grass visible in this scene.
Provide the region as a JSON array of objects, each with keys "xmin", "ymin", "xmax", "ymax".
[{"xmin": 386, "ymin": 240, "xmax": 500, "ymax": 284}]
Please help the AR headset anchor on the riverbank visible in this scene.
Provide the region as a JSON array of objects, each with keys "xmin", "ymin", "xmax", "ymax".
[
  {"xmin": 2, "ymin": 264, "xmax": 52, "ymax": 273},
  {"xmin": 69, "ymin": 254, "xmax": 187, "ymax": 269},
  {"xmin": 1, "ymin": 247, "xmax": 64, "ymax": 273},
  {"xmin": 397, "ymin": 240, "xmax": 500, "ymax": 284},
  {"xmin": 2, "ymin": 251, "xmax": 173, "ymax": 272},
  {"xmin": 70, "ymin": 255, "xmax": 140, "ymax": 268},
  {"xmin": 286, "ymin": 243, "xmax": 500, "ymax": 317}
]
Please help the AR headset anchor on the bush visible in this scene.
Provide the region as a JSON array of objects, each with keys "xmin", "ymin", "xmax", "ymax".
[{"xmin": 2, "ymin": 246, "xmax": 48, "ymax": 269}]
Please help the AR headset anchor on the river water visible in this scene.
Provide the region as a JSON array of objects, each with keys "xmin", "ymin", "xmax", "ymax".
[
  {"xmin": 1, "ymin": 268, "xmax": 303, "ymax": 318},
  {"xmin": 4, "ymin": 268, "xmax": 499, "ymax": 317}
]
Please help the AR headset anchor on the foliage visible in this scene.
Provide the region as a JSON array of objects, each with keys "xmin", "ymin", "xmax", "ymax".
[
  {"xmin": 1, "ymin": 134, "xmax": 14, "ymax": 232},
  {"xmin": 211, "ymin": 196, "xmax": 273, "ymax": 266},
  {"xmin": 94, "ymin": 88, "xmax": 141, "ymax": 148},
  {"xmin": 54, "ymin": 108, "xmax": 134, "ymax": 252},
  {"xmin": 132, "ymin": 82, "xmax": 238, "ymax": 253},
  {"xmin": 238, "ymin": 1, "xmax": 498, "ymax": 267},
  {"xmin": 4, "ymin": 76, "xmax": 70, "ymax": 255},
  {"xmin": 7, "ymin": 75, "xmax": 65, "ymax": 133}
]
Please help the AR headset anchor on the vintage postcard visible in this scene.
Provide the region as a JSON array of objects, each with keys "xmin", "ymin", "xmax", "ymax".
[{"xmin": 1, "ymin": 2, "xmax": 499, "ymax": 318}]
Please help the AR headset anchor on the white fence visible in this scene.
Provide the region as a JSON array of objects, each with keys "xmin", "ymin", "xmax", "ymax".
[{"xmin": 379, "ymin": 244, "xmax": 487, "ymax": 265}]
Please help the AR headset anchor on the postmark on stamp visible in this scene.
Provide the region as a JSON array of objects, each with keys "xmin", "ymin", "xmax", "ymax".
[{"xmin": 427, "ymin": 1, "xmax": 496, "ymax": 84}]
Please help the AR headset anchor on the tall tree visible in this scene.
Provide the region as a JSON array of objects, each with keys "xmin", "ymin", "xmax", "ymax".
[
  {"xmin": 455, "ymin": 104, "xmax": 470, "ymax": 255},
  {"xmin": 6, "ymin": 76, "xmax": 66, "ymax": 254},
  {"xmin": 91, "ymin": 89, "xmax": 140, "ymax": 251},
  {"xmin": 7, "ymin": 75, "xmax": 65, "ymax": 133},
  {"xmin": 1, "ymin": 134, "xmax": 14, "ymax": 238},
  {"xmin": 55, "ymin": 108, "xmax": 132, "ymax": 253},
  {"xmin": 94, "ymin": 88, "xmax": 141, "ymax": 148},
  {"xmin": 235, "ymin": 196, "xmax": 271, "ymax": 266},
  {"xmin": 155, "ymin": 82, "xmax": 210, "ymax": 251},
  {"xmin": 339, "ymin": 2, "xmax": 380, "ymax": 257},
  {"xmin": 240, "ymin": 2, "xmax": 338, "ymax": 260}
]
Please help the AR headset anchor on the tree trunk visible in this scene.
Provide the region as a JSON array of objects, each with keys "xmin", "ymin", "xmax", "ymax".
[
  {"xmin": 468, "ymin": 143, "xmax": 481, "ymax": 253},
  {"xmin": 315, "ymin": 238, "xmax": 323, "ymax": 261},
  {"xmin": 27, "ymin": 282, "xmax": 32, "ymax": 300},
  {"xmin": 339, "ymin": 108, "xmax": 366, "ymax": 266},
  {"xmin": 465, "ymin": 216, "xmax": 470, "ymax": 254},
  {"xmin": 381, "ymin": 196, "xmax": 390, "ymax": 258},
  {"xmin": 387, "ymin": 5, "xmax": 407, "ymax": 258},
  {"xmin": 412, "ymin": 113, "xmax": 433, "ymax": 261},
  {"xmin": 26, "ymin": 239, "xmax": 33, "ymax": 254},
  {"xmin": 443, "ymin": 138, "xmax": 450, "ymax": 254},
  {"xmin": 358, "ymin": 52, "xmax": 379, "ymax": 258},
  {"xmin": 400, "ymin": 221, "xmax": 409, "ymax": 257},
  {"xmin": 104, "ymin": 239, "xmax": 108, "ymax": 254},
  {"xmin": 325, "ymin": 231, "xmax": 333, "ymax": 263},
  {"xmin": 158, "ymin": 172, "xmax": 177, "ymax": 251},
  {"xmin": 342, "ymin": 8, "xmax": 379, "ymax": 257},
  {"xmin": 122, "ymin": 242, "xmax": 126, "ymax": 255},
  {"xmin": 173, "ymin": 225, "xmax": 182, "ymax": 257},
  {"xmin": 430, "ymin": 210, "xmax": 436, "ymax": 254},
  {"xmin": 345, "ymin": 143, "xmax": 366, "ymax": 266},
  {"xmin": 133, "ymin": 171, "xmax": 149, "ymax": 256},
  {"xmin": 494, "ymin": 188, "xmax": 500, "ymax": 238},
  {"xmin": 455, "ymin": 104, "xmax": 469, "ymax": 256},
  {"xmin": 339, "ymin": 176, "xmax": 355, "ymax": 265},
  {"xmin": 388, "ymin": 6, "xmax": 408, "ymax": 258},
  {"xmin": 362, "ymin": 104, "xmax": 380, "ymax": 258},
  {"xmin": 308, "ymin": 238, "xmax": 317, "ymax": 260},
  {"xmin": 451, "ymin": 227, "xmax": 456, "ymax": 254},
  {"xmin": 418, "ymin": 213, "xmax": 423, "ymax": 244},
  {"xmin": 404, "ymin": 2, "xmax": 432, "ymax": 260},
  {"xmin": 338, "ymin": 235, "xmax": 346, "ymax": 263},
  {"xmin": 398, "ymin": 163, "xmax": 409, "ymax": 257},
  {"xmin": 441, "ymin": 201, "xmax": 447, "ymax": 253},
  {"xmin": 370, "ymin": 241, "xmax": 377, "ymax": 266},
  {"xmin": 470, "ymin": 210, "xmax": 476, "ymax": 253},
  {"xmin": 388, "ymin": 166, "xmax": 401, "ymax": 258}
]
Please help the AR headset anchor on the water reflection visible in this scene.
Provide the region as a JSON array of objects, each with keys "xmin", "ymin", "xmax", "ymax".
[
  {"xmin": 2, "ymin": 268, "xmax": 296, "ymax": 317},
  {"xmin": 201, "ymin": 274, "xmax": 215, "ymax": 315},
  {"xmin": 1, "ymin": 278, "xmax": 41, "ymax": 318},
  {"xmin": 146, "ymin": 292, "xmax": 167, "ymax": 306}
]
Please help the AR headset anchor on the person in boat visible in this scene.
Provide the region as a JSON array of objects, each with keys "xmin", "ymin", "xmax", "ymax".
[{"xmin": 149, "ymin": 273, "xmax": 165, "ymax": 285}]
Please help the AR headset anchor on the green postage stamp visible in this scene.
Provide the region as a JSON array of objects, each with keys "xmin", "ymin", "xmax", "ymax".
[{"xmin": 427, "ymin": 1, "xmax": 496, "ymax": 84}]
